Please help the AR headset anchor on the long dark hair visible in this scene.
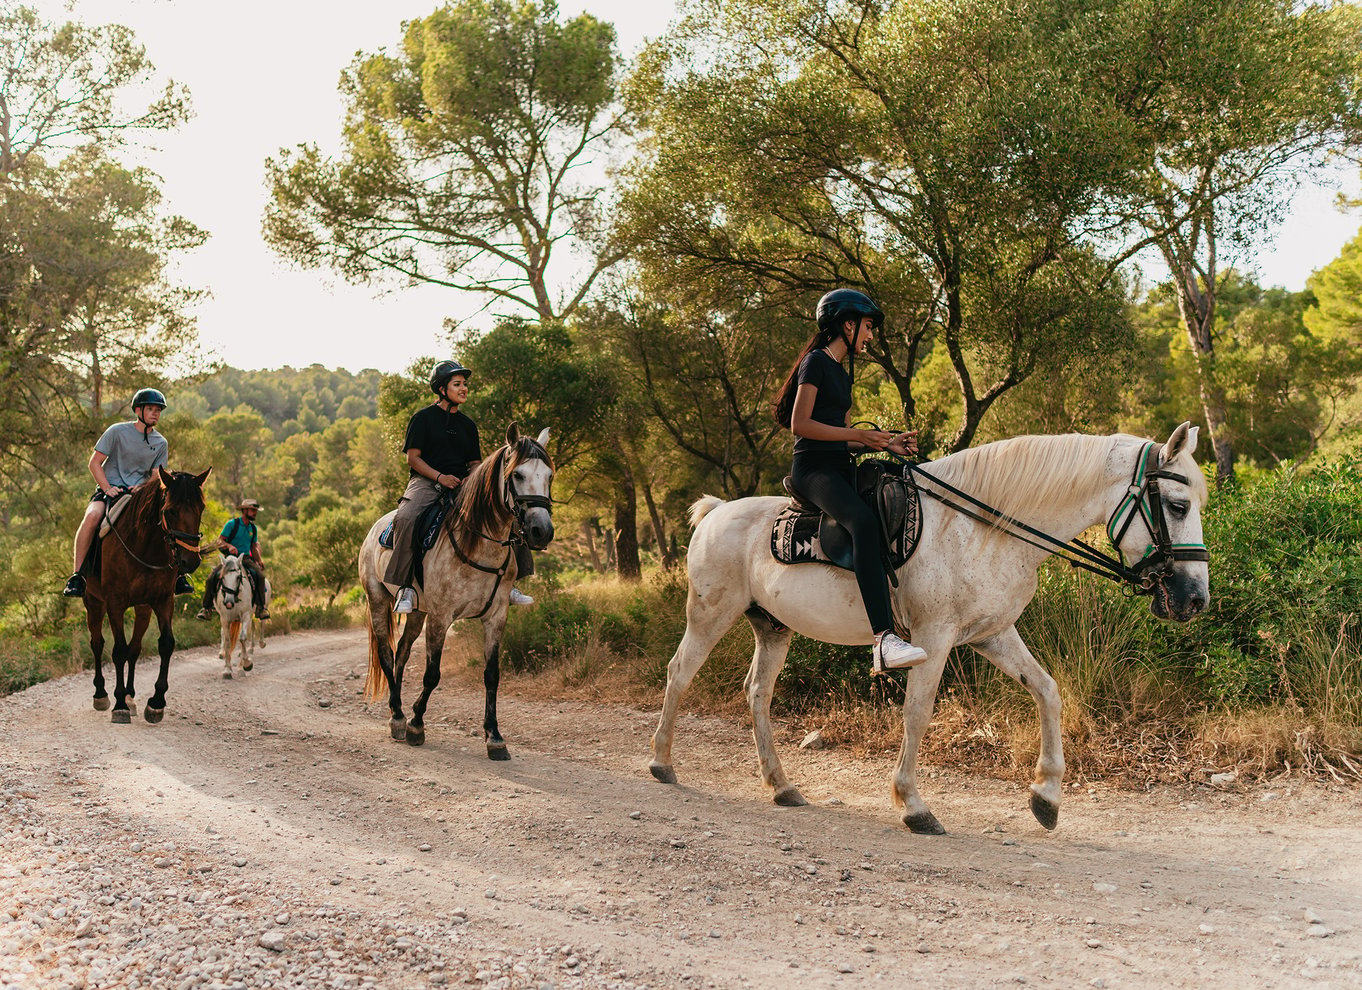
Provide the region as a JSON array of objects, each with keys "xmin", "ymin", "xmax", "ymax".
[{"xmin": 772, "ymin": 324, "xmax": 842, "ymax": 428}]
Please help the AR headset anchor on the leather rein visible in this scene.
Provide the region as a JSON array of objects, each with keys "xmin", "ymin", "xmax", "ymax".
[
  {"xmin": 107, "ymin": 493, "xmax": 207, "ymax": 573},
  {"xmin": 900, "ymin": 441, "xmax": 1209, "ymax": 595}
]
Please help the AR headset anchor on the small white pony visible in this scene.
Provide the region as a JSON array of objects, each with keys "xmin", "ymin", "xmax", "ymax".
[
  {"xmin": 214, "ymin": 554, "xmax": 253, "ymax": 679},
  {"xmin": 650, "ymin": 425, "xmax": 1210, "ymax": 834}
]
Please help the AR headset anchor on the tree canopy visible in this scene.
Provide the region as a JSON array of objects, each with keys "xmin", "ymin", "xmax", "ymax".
[{"xmin": 264, "ymin": 0, "xmax": 628, "ymax": 325}]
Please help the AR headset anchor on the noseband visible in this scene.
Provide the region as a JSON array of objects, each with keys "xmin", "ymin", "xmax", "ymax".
[{"xmin": 1106, "ymin": 442, "xmax": 1209, "ymax": 590}]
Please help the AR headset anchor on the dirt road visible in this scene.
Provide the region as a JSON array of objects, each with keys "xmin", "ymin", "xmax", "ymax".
[{"xmin": 2, "ymin": 629, "xmax": 1360, "ymax": 989}]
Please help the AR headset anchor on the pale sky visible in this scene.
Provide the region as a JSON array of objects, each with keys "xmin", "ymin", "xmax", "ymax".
[{"xmin": 34, "ymin": 0, "xmax": 1362, "ymax": 374}]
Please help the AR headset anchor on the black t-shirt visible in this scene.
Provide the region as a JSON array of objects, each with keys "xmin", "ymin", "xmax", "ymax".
[
  {"xmin": 403, "ymin": 404, "xmax": 482, "ymax": 479},
  {"xmin": 792, "ymin": 349, "xmax": 851, "ymax": 455}
]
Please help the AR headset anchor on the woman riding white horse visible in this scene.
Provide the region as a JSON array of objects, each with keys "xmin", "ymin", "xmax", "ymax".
[{"xmin": 650, "ymin": 421, "xmax": 1209, "ymax": 834}]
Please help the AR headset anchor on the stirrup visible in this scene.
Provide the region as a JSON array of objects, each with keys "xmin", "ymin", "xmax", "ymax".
[
  {"xmin": 873, "ymin": 632, "xmax": 928, "ymax": 673},
  {"xmin": 394, "ymin": 588, "xmax": 417, "ymax": 614}
]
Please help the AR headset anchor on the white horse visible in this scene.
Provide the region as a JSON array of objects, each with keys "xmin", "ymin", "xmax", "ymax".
[
  {"xmin": 358, "ymin": 424, "xmax": 554, "ymax": 755},
  {"xmin": 650, "ymin": 424, "xmax": 1210, "ymax": 833},
  {"xmin": 214, "ymin": 554, "xmax": 253, "ymax": 679}
]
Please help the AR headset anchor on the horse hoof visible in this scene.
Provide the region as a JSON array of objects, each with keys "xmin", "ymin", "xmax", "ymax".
[
  {"xmin": 242, "ymin": 660, "xmax": 252, "ymax": 672},
  {"xmin": 486, "ymin": 742, "xmax": 511, "ymax": 761},
  {"xmin": 222, "ymin": 671, "xmax": 233, "ymax": 680},
  {"xmin": 648, "ymin": 763, "xmax": 678, "ymax": 785},
  {"xmin": 111, "ymin": 710, "xmax": 131, "ymax": 725},
  {"xmin": 773, "ymin": 786, "xmax": 808, "ymax": 807},
  {"xmin": 92, "ymin": 696, "xmax": 110, "ymax": 712},
  {"xmin": 389, "ymin": 718, "xmax": 407, "ymax": 741},
  {"xmin": 144, "ymin": 706, "xmax": 164, "ymax": 725},
  {"xmin": 904, "ymin": 811, "xmax": 947, "ymax": 835},
  {"xmin": 1030, "ymin": 792, "xmax": 1059, "ymax": 831},
  {"xmin": 405, "ymin": 726, "xmax": 426, "ymax": 747}
]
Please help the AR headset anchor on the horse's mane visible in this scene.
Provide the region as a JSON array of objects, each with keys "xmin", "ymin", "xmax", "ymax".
[
  {"xmin": 451, "ymin": 436, "xmax": 552, "ymax": 556},
  {"xmin": 924, "ymin": 433, "xmax": 1129, "ymax": 525},
  {"xmin": 127, "ymin": 470, "xmax": 205, "ymax": 533}
]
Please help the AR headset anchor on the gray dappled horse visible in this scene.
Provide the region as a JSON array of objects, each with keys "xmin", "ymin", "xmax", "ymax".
[
  {"xmin": 358, "ymin": 424, "xmax": 554, "ymax": 756},
  {"xmin": 650, "ymin": 425, "xmax": 1209, "ymax": 833}
]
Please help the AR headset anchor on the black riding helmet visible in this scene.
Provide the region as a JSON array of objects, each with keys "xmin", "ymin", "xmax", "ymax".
[
  {"xmin": 429, "ymin": 360, "xmax": 471, "ymax": 395},
  {"xmin": 816, "ymin": 289, "xmax": 884, "ymax": 335},
  {"xmin": 131, "ymin": 387, "xmax": 167, "ymax": 410}
]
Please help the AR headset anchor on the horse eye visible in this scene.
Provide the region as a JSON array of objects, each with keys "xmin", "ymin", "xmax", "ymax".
[{"xmin": 1167, "ymin": 500, "xmax": 1189, "ymax": 519}]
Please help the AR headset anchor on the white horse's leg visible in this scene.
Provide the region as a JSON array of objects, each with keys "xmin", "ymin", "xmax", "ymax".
[
  {"xmin": 239, "ymin": 614, "xmax": 253, "ymax": 672},
  {"xmin": 891, "ymin": 637, "xmax": 952, "ymax": 834},
  {"xmin": 971, "ymin": 625, "xmax": 1064, "ymax": 830},
  {"xmin": 743, "ymin": 618, "xmax": 802, "ymax": 805},
  {"xmin": 649, "ymin": 583, "xmax": 747, "ymax": 784},
  {"xmin": 219, "ymin": 614, "xmax": 233, "ymax": 678}
]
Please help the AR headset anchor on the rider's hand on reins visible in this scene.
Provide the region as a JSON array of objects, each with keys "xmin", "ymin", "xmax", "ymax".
[{"xmin": 888, "ymin": 430, "xmax": 919, "ymax": 457}]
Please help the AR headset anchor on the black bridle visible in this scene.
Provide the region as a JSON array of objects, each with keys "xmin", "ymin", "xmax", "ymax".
[
  {"xmin": 899, "ymin": 441, "xmax": 1208, "ymax": 595},
  {"xmin": 442, "ymin": 439, "xmax": 555, "ymax": 618}
]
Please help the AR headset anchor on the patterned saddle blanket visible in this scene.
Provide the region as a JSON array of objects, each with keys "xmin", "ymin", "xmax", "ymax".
[{"xmin": 770, "ymin": 459, "xmax": 922, "ymax": 575}]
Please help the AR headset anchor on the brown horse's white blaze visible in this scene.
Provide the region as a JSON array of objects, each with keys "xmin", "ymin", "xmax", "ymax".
[
  {"xmin": 649, "ymin": 425, "xmax": 1209, "ymax": 833},
  {"xmin": 356, "ymin": 423, "xmax": 554, "ymax": 757}
]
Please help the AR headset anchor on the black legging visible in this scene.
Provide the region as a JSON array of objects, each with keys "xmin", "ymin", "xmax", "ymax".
[{"xmin": 791, "ymin": 452, "xmax": 892, "ymax": 634}]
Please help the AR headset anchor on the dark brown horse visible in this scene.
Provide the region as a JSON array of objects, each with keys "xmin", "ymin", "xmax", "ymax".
[{"xmin": 84, "ymin": 467, "xmax": 211, "ymax": 723}]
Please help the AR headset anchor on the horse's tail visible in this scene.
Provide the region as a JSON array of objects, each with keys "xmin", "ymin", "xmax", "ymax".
[
  {"xmin": 689, "ymin": 495, "xmax": 724, "ymax": 527},
  {"xmin": 364, "ymin": 605, "xmax": 394, "ymax": 702}
]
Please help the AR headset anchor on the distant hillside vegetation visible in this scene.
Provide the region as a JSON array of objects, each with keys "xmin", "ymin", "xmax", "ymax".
[{"xmin": 175, "ymin": 365, "xmax": 381, "ymax": 436}]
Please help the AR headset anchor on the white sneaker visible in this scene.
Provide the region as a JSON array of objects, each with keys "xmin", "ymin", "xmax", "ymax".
[
  {"xmin": 509, "ymin": 587, "xmax": 534, "ymax": 606},
  {"xmin": 873, "ymin": 632, "xmax": 928, "ymax": 672},
  {"xmin": 394, "ymin": 588, "xmax": 417, "ymax": 614}
]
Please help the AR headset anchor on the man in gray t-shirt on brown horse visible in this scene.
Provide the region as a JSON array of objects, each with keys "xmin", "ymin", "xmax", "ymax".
[{"xmin": 62, "ymin": 388, "xmax": 194, "ymax": 598}]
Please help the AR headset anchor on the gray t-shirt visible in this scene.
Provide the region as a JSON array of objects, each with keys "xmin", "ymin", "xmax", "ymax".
[{"xmin": 94, "ymin": 421, "xmax": 169, "ymax": 489}]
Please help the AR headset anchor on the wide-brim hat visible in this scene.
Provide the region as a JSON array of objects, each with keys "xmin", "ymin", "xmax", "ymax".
[{"xmin": 238, "ymin": 498, "xmax": 261, "ymax": 510}]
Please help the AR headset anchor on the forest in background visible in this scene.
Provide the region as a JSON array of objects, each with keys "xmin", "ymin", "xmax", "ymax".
[{"xmin": 3, "ymin": 1, "xmax": 1362, "ymax": 773}]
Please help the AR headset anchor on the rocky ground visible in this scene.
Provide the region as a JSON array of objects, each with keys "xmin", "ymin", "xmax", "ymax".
[{"xmin": 2, "ymin": 628, "xmax": 1360, "ymax": 989}]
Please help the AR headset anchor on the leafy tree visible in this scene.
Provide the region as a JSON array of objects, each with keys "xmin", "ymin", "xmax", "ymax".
[
  {"xmin": 1084, "ymin": 0, "xmax": 1362, "ymax": 483},
  {"xmin": 615, "ymin": 0, "xmax": 1136, "ymax": 451},
  {"xmin": 264, "ymin": 0, "xmax": 627, "ymax": 323},
  {"xmin": 295, "ymin": 506, "xmax": 370, "ymax": 605},
  {"xmin": 0, "ymin": 5, "xmax": 196, "ymax": 488}
]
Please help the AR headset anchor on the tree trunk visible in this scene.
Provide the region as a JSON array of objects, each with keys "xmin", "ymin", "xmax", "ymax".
[
  {"xmin": 640, "ymin": 475, "xmax": 675, "ymax": 570},
  {"xmin": 1173, "ymin": 262, "xmax": 1235, "ymax": 485},
  {"xmin": 581, "ymin": 518, "xmax": 602, "ymax": 572},
  {"xmin": 613, "ymin": 455, "xmax": 641, "ymax": 580}
]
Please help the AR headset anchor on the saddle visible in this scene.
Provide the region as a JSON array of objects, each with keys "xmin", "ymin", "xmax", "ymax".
[
  {"xmin": 378, "ymin": 492, "xmax": 454, "ymax": 555},
  {"xmin": 770, "ymin": 459, "xmax": 922, "ymax": 583},
  {"xmin": 96, "ymin": 492, "xmax": 133, "ymax": 540}
]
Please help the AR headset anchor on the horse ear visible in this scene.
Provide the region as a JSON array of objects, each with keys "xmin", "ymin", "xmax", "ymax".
[
  {"xmin": 1161, "ymin": 421, "xmax": 1195, "ymax": 463},
  {"xmin": 158, "ymin": 466, "xmax": 173, "ymax": 488},
  {"xmin": 536, "ymin": 427, "xmax": 550, "ymax": 447},
  {"xmin": 505, "ymin": 421, "xmax": 520, "ymax": 445},
  {"xmin": 193, "ymin": 467, "xmax": 212, "ymax": 487}
]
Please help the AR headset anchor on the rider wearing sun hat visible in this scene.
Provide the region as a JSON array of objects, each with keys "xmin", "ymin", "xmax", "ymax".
[
  {"xmin": 197, "ymin": 497, "xmax": 270, "ymax": 621},
  {"xmin": 63, "ymin": 388, "xmax": 195, "ymax": 599}
]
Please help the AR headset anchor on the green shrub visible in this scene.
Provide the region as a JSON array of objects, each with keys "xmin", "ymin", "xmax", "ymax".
[{"xmin": 289, "ymin": 602, "xmax": 351, "ymax": 629}]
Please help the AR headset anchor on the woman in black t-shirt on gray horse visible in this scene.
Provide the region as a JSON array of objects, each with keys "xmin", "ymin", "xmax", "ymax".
[
  {"xmin": 385, "ymin": 360, "xmax": 534, "ymax": 614},
  {"xmin": 772, "ymin": 289, "xmax": 928, "ymax": 673}
]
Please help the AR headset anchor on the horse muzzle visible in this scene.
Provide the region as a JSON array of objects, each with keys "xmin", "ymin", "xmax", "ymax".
[
  {"xmin": 523, "ymin": 512, "xmax": 554, "ymax": 551},
  {"xmin": 1149, "ymin": 573, "xmax": 1209, "ymax": 623}
]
